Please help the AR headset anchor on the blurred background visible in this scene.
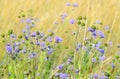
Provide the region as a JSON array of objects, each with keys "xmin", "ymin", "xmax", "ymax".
[{"xmin": 0, "ymin": 0, "xmax": 120, "ymax": 59}]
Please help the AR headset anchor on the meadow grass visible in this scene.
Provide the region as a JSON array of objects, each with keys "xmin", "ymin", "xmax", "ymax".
[{"xmin": 0, "ymin": 0, "xmax": 120, "ymax": 79}]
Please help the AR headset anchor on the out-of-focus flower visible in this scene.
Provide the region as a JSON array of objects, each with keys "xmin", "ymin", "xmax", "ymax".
[
  {"xmin": 97, "ymin": 30, "xmax": 105, "ymax": 38},
  {"xmin": 60, "ymin": 73, "xmax": 68, "ymax": 79},
  {"xmin": 6, "ymin": 44, "xmax": 12, "ymax": 53},
  {"xmin": 99, "ymin": 56, "xmax": 106, "ymax": 61},
  {"xmin": 66, "ymin": 2, "xmax": 71, "ymax": 6},
  {"xmin": 104, "ymin": 26, "xmax": 109, "ymax": 30},
  {"xmin": 55, "ymin": 36, "xmax": 62, "ymax": 43},
  {"xmin": 93, "ymin": 73, "xmax": 98, "ymax": 79},
  {"xmin": 72, "ymin": 3, "xmax": 78, "ymax": 7},
  {"xmin": 70, "ymin": 19, "xmax": 75, "ymax": 24},
  {"xmin": 92, "ymin": 58, "xmax": 96, "ymax": 63},
  {"xmin": 58, "ymin": 64, "xmax": 63, "ymax": 70}
]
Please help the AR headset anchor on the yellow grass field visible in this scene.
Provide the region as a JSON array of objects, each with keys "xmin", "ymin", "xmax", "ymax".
[{"xmin": 0, "ymin": 0, "xmax": 120, "ymax": 59}]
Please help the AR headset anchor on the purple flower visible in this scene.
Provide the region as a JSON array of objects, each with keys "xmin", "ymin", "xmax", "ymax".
[
  {"xmin": 99, "ymin": 56, "xmax": 106, "ymax": 61},
  {"xmin": 104, "ymin": 26, "xmax": 109, "ymax": 30},
  {"xmin": 58, "ymin": 64, "xmax": 63, "ymax": 70},
  {"xmin": 47, "ymin": 36, "xmax": 52, "ymax": 42},
  {"xmin": 108, "ymin": 41, "xmax": 112, "ymax": 45},
  {"xmin": 47, "ymin": 48, "xmax": 53, "ymax": 55},
  {"xmin": 66, "ymin": 57, "xmax": 72, "ymax": 64},
  {"xmin": 97, "ymin": 30, "xmax": 105, "ymax": 38},
  {"xmin": 75, "ymin": 69, "xmax": 79, "ymax": 73},
  {"xmin": 76, "ymin": 44, "xmax": 82, "ymax": 51},
  {"xmin": 98, "ymin": 48, "xmax": 105, "ymax": 54},
  {"xmin": 40, "ymin": 42, "xmax": 46, "ymax": 47},
  {"xmin": 26, "ymin": 18, "xmax": 31, "ymax": 23},
  {"xmin": 92, "ymin": 58, "xmax": 96, "ymax": 63},
  {"xmin": 72, "ymin": 3, "xmax": 78, "ymax": 7},
  {"xmin": 95, "ymin": 41, "xmax": 101, "ymax": 49},
  {"xmin": 111, "ymin": 63, "xmax": 115, "ymax": 68},
  {"xmin": 88, "ymin": 27, "xmax": 95, "ymax": 32},
  {"xmin": 66, "ymin": 2, "xmax": 70, "ymax": 6},
  {"xmin": 60, "ymin": 73, "xmax": 68, "ymax": 79},
  {"xmin": 93, "ymin": 73, "xmax": 98, "ymax": 78},
  {"xmin": 31, "ymin": 32, "xmax": 36, "ymax": 37},
  {"xmin": 10, "ymin": 34, "xmax": 16, "ymax": 38},
  {"xmin": 55, "ymin": 36, "xmax": 62, "ymax": 43},
  {"xmin": 70, "ymin": 19, "xmax": 75, "ymax": 24},
  {"xmin": 6, "ymin": 44, "xmax": 12, "ymax": 53}
]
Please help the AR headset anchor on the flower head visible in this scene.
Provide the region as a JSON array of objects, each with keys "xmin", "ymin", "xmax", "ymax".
[
  {"xmin": 6, "ymin": 44, "xmax": 12, "ymax": 53},
  {"xmin": 55, "ymin": 36, "xmax": 62, "ymax": 43},
  {"xmin": 60, "ymin": 73, "xmax": 68, "ymax": 79},
  {"xmin": 70, "ymin": 19, "xmax": 75, "ymax": 24}
]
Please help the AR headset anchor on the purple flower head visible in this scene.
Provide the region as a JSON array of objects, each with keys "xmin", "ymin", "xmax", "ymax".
[
  {"xmin": 10, "ymin": 34, "xmax": 16, "ymax": 38},
  {"xmin": 25, "ymin": 26, "xmax": 31, "ymax": 30},
  {"xmin": 66, "ymin": 2, "xmax": 71, "ymax": 6},
  {"xmin": 70, "ymin": 19, "xmax": 75, "ymax": 24},
  {"xmin": 63, "ymin": 13, "xmax": 68, "ymax": 17},
  {"xmin": 26, "ymin": 18, "xmax": 31, "ymax": 24},
  {"xmin": 47, "ymin": 48, "xmax": 53, "ymax": 55},
  {"xmin": 6, "ymin": 44, "xmax": 12, "ymax": 53},
  {"xmin": 104, "ymin": 26, "xmax": 109, "ymax": 30},
  {"xmin": 31, "ymin": 32, "xmax": 36, "ymax": 37},
  {"xmin": 58, "ymin": 64, "xmax": 63, "ymax": 70},
  {"xmin": 76, "ymin": 44, "xmax": 82, "ymax": 51},
  {"xmin": 55, "ymin": 36, "xmax": 62, "ymax": 43},
  {"xmin": 72, "ymin": 3, "xmax": 78, "ymax": 7},
  {"xmin": 95, "ymin": 41, "xmax": 101, "ymax": 49},
  {"xmin": 92, "ymin": 31, "xmax": 97, "ymax": 37},
  {"xmin": 97, "ymin": 30, "xmax": 105, "ymax": 38},
  {"xmin": 47, "ymin": 36, "xmax": 52, "ymax": 42},
  {"xmin": 36, "ymin": 42, "xmax": 40, "ymax": 45},
  {"xmin": 40, "ymin": 42, "xmax": 46, "ymax": 47},
  {"xmin": 99, "ymin": 56, "xmax": 106, "ymax": 61},
  {"xmin": 75, "ymin": 69, "xmax": 79, "ymax": 73},
  {"xmin": 98, "ymin": 48, "xmax": 105, "ymax": 54},
  {"xmin": 108, "ymin": 41, "xmax": 112, "ymax": 45},
  {"xmin": 92, "ymin": 58, "xmax": 96, "ymax": 63},
  {"xmin": 93, "ymin": 73, "xmax": 98, "ymax": 78},
  {"xmin": 60, "ymin": 73, "xmax": 68, "ymax": 79},
  {"xmin": 88, "ymin": 27, "xmax": 95, "ymax": 32},
  {"xmin": 111, "ymin": 63, "xmax": 115, "ymax": 68},
  {"xmin": 66, "ymin": 57, "xmax": 72, "ymax": 64}
]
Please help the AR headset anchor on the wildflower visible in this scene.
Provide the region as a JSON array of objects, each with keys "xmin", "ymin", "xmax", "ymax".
[
  {"xmin": 99, "ymin": 56, "xmax": 106, "ymax": 61},
  {"xmin": 55, "ymin": 36, "xmax": 62, "ymax": 43},
  {"xmin": 97, "ymin": 30, "xmax": 105, "ymax": 38},
  {"xmin": 75, "ymin": 69, "xmax": 79, "ymax": 73},
  {"xmin": 104, "ymin": 26, "xmax": 109, "ymax": 30},
  {"xmin": 92, "ymin": 58, "xmax": 96, "ymax": 63},
  {"xmin": 76, "ymin": 44, "xmax": 82, "ymax": 51},
  {"xmin": 10, "ymin": 34, "xmax": 16, "ymax": 38},
  {"xmin": 72, "ymin": 3, "xmax": 78, "ymax": 7},
  {"xmin": 47, "ymin": 36, "xmax": 52, "ymax": 42},
  {"xmin": 88, "ymin": 27, "xmax": 95, "ymax": 32},
  {"xmin": 93, "ymin": 73, "xmax": 98, "ymax": 79},
  {"xmin": 26, "ymin": 18, "xmax": 31, "ymax": 23},
  {"xmin": 6, "ymin": 44, "xmax": 12, "ymax": 53},
  {"xmin": 58, "ymin": 64, "xmax": 63, "ymax": 70},
  {"xmin": 70, "ymin": 19, "xmax": 75, "ymax": 24},
  {"xmin": 111, "ymin": 63, "xmax": 115, "ymax": 68},
  {"xmin": 47, "ymin": 48, "xmax": 53, "ymax": 55},
  {"xmin": 98, "ymin": 48, "xmax": 105, "ymax": 54},
  {"xmin": 31, "ymin": 32, "xmax": 36, "ymax": 37},
  {"xmin": 66, "ymin": 57, "xmax": 72, "ymax": 64},
  {"xmin": 60, "ymin": 73, "xmax": 68, "ymax": 79},
  {"xmin": 66, "ymin": 2, "xmax": 70, "ymax": 6}
]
